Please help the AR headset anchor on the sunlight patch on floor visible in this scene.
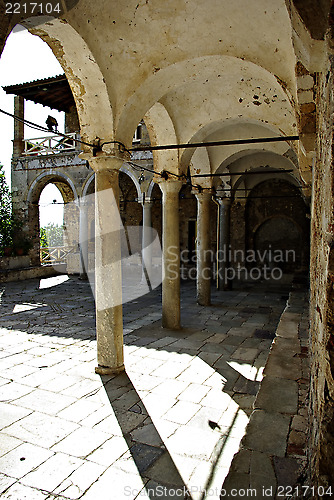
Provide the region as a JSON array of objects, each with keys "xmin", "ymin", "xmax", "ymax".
[
  {"xmin": 39, "ymin": 275, "xmax": 69, "ymax": 289},
  {"xmin": 125, "ymin": 345, "xmax": 250, "ymax": 500},
  {"xmin": 12, "ymin": 302, "xmax": 47, "ymax": 313},
  {"xmin": 227, "ymin": 360, "xmax": 264, "ymax": 382}
]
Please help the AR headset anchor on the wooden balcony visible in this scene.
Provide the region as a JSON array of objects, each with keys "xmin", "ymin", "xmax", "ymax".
[{"xmin": 23, "ymin": 133, "xmax": 79, "ymax": 156}]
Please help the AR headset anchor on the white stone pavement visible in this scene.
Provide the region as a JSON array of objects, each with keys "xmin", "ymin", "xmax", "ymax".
[{"xmin": 0, "ymin": 274, "xmax": 307, "ymax": 499}]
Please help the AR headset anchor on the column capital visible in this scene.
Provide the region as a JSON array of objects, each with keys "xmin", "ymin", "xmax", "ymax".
[
  {"xmin": 193, "ymin": 189, "xmax": 213, "ymax": 201},
  {"xmin": 142, "ymin": 198, "xmax": 153, "ymax": 208},
  {"xmin": 137, "ymin": 194, "xmax": 153, "ymax": 206},
  {"xmin": 80, "ymin": 149, "xmax": 130, "ymax": 173},
  {"xmin": 79, "ymin": 196, "xmax": 90, "ymax": 207},
  {"xmin": 216, "ymin": 196, "xmax": 232, "ymax": 207},
  {"xmin": 156, "ymin": 178, "xmax": 183, "ymax": 196}
]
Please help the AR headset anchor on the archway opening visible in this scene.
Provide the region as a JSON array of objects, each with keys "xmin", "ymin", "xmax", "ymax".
[
  {"xmin": 27, "ymin": 176, "xmax": 77, "ymax": 266},
  {"xmin": 253, "ymin": 217, "xmax": 302, "ymax": 273},
  {"xmin": 245, "ymin": 178, "xmax": 309, "ymax": 275},
  {"xmin": 39, "ymin": 183, "xmax": 64, "ymax": 249}
]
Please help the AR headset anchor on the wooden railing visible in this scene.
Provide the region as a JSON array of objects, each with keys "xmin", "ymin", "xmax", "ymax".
[
  {"xmin": 40, "ymin": 246, "xmax": 77, "ymax": 265},
  {"xmin": 23, "ymin": 133, "xmax": 79, "ymax": 156}
]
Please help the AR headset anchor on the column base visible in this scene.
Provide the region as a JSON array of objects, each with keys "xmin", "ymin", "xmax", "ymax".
[
  {"xmin": 197, "ymin": 300, "xmax": 211, "ymax": 307},
  {"xmin": 95, "ymin": 364, "xmax": 125, "ymax": 375},
  {"xmin": 162, "ymin": 320, "xmax": 181, "ymax": 330},
  {"xmin": 218, "ymin": 281, "xmax": 232, "ymax": 291}
]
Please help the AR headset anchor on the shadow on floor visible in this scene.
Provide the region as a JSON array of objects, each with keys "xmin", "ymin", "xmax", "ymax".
[
  {"xmin": 100, "ymin": 370, "xmax": 243, "ymax": 500},
  {"xmin": 100, "ymin": 371, "xmax": 193, "ymax": 500}
]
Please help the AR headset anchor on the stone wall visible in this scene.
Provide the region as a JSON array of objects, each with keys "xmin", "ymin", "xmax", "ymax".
[
  {"xmin": 11, "ymin": 152, "xmax": 89, "ymax": 266},
  {"xmin": 65, "ymin": 105, "xmax": 80, "ymax": 134},
  {"xmin": 119, "ymin": 171, "xmax": 141, "ymax": 228},
  {"xmin": 230, "ymin": 179, "xmax": 309, "ymax": 273},
  {"xmin": 151, "ymin": 184, "xmax": 162, "ymax": 245},
  {"xmin": 245, "ymin": 179, "xmax": 310, "ymax": 272},
  {"xmin": 0, "ymin": 255, "xmax": 30, "ymax": 270},
  {"xmin": 230, "ymin": 199, "xmax": 246, "ymax": 264},
  {"xmin": 309, "ymin": 51, "xmax": 334, "ymax": 489}
]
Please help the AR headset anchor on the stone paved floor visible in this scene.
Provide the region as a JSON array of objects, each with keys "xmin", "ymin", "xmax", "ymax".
[
  {"xmin": 0, "ymin": 274, "xmax": 307, "ymax": 499},
  {"xmin": 222, "ymin": 282, "xmax": 310, "ymax": 499}
]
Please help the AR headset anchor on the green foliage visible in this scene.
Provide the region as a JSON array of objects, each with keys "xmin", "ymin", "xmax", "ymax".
[
  {"xmin": 40, "ymin": 227, "xmax": 48, "ymax": 248},
  {"xmin": 0, "ymin": 164, "xmax": 22, "ymax": 256},
  {"xmin": 40, "ymin": 223, "xmax": 64, "ymax": 248}
]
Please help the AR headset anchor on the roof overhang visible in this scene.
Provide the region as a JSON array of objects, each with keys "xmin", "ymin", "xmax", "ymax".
[{"xmin": 3, "ymin": 74, "xmax": 75, "ymax": 112}]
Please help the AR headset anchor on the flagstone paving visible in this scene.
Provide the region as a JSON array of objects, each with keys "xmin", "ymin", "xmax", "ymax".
[{"xmin": 0, "ymin": 274, "xmax": 309, "ymax": 499}]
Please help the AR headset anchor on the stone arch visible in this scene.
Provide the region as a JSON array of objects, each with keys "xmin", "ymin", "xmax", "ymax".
[
  {"xmin": 81, "ymin": 167, "xmax": 142, "ymax": 200},
  {"xmin": 252, "ymin": 213, "xmax": 303, "ymax": 238},
  {"xmin": 189, "ymin": 148, "xmax": 212, "ymax": 190},
  {"xmin": 19, "ymin": 16, "xmax": 114, "ymax": 147},
  {"xmin": 120, "ymin": 166, "xmax": 141, "ymax": 199},
  {"xmin": 81, "ymin": 173, "xmax": 95, "ymax": 198},
  {"xmin": 14, "ymin": 0, "xmax": 295, "ymax": 152},
  {"xmin": 204, "ymin": 148, "xmax": 303, "ymax": 210},
  {"xmin": 147, "ymin": 180, "xmax": 157, "ymax": 199},
  {"xmin": 180, "ymin": 119, "xmax": 299, "ymax": 176},
  {"xmin": 143, "ymin": 103, "xmax": 178, "ymax": 175},
  {"xmin": 116, "ymin": 54, "xmax": 298, "ymax": 148},
  {"xmin": 223, "ymin": 150, "xmax": 303, "ymax": 194},
  {"xmin": 27, "ymin": 170, "xmax": 78, "ymax": 204},
  {"xmin": 81, "ymin": 168, "xmax": 143, "ymax": 247},
  {"xmin": 26, "ymin": 171, "xmax": 78, "ymax": 265}
]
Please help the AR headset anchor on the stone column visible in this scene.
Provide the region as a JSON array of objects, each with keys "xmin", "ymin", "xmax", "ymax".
[
  {"xmin": 13, "ymin": 96, "xmax": 24, "ymax": 157},
  {"xmin": 230, "ymin": 198, "xmax": 246, "ymax": 274},
  {"xmin": 158, "ymin": 179, "xmax": 183, "ymax": 329},
  {"xmin": 195, "ymin": 191, "xmax": 212, "ymax": 306},
  {"xmin": 217, "ymin": 197, "xmax": 231, "ymax": 290},
  {"xmin": 141, "ymin": 196, "xmax": 153, "ymax": 283},
  {"xmin": 79, "ymin": 199, "xmax": 88, "ymax": 280},
  {"xmin": 89, "ymin": 154, "xmax": 125, "ymax": 375}
]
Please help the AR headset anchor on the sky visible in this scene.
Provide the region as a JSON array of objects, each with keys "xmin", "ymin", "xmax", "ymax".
[{"xmin": 0, "ymin": 26, "xmax": 65, "ymax": 226}]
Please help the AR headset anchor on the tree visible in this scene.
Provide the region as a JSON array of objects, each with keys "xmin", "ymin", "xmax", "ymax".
[
  {"xmin": 0, "ymin": 164, "xmax": 21, "ymax": 255},
  {"xmin": 40, "ymin": 223, "xmax": 64, "ymax": 247}
]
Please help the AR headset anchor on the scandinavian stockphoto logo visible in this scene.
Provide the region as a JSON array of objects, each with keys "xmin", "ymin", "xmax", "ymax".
[
  {"xmin": 59, "ymin": 187, "xmax": 163, "ymax": 310},
  {"xmin": 7, "ymin": 0, "xmax": 80, "ymax": 32}
]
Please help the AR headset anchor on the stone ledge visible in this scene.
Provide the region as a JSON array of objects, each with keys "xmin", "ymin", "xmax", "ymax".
[
  {"xmin": 222, "ymin": 287, "xmax": 310, "ymax": 498},
  {"xmin": 0, "ymin": 255, "xmax": 30, "ymax": 270},
  {"xmin": 254, "ymin": 377, "xmax": 299, "ymax": 414},
  {"xmin": 0, "ymin": 265, "xmax": 60, "ymax": 283},
  {"xmin": 241, "ymin": 410, "xmax": 291, "ymax": 457}
]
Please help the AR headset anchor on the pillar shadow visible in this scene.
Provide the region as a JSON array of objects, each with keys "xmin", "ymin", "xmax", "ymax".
[
  {"xmin": 197, "ymin": 411, "xmax": 239, "ymax": 500},
  {"xmin": 100, "ymin": 371, "xmax": 193, "ymax": 500},
  {"xmin": 98, "ymin": 351, "xmax": 262, "ymax": 500}
]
